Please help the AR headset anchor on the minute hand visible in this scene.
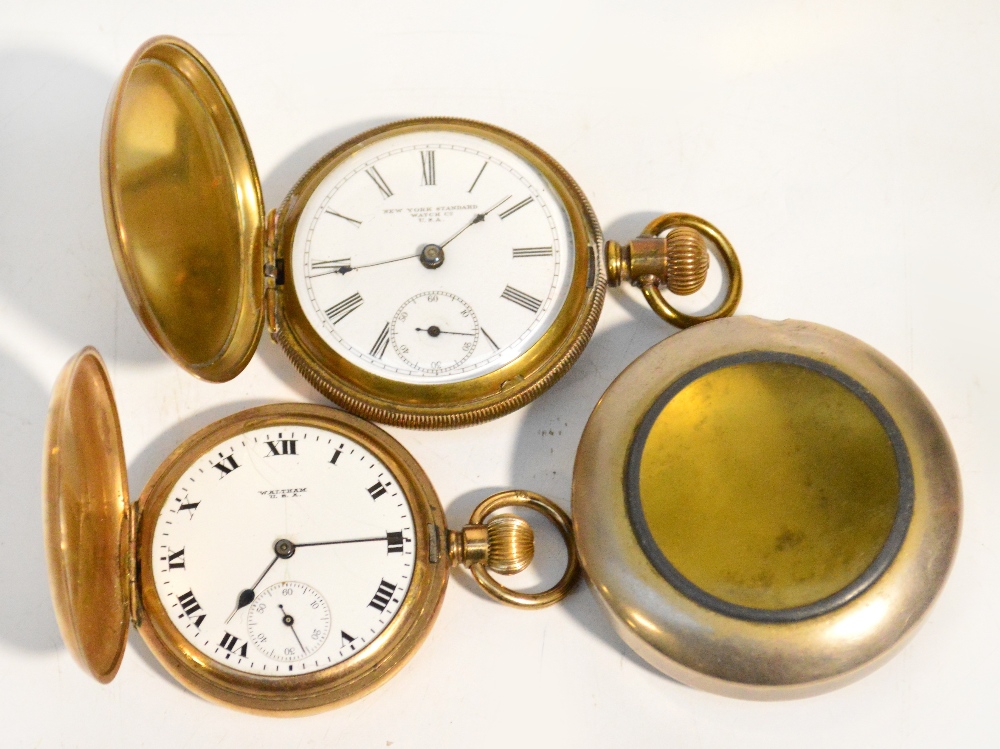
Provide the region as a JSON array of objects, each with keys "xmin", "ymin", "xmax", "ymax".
[
  {"xmin": 437, "ymin": 195, "xmax": 511, "ymax": 249},
  {"xmin": 293, "ymin": 536, "xmax": 391, "ymax": 549}
]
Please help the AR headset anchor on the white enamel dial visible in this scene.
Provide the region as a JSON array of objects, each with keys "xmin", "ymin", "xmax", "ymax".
[
  {"xmin": 290, "ymin": 127, "xmax": 575, "ymax": 384},
  {"xmin": 150, "ymin": 424, "xmax": 416, "ymax": 676}
]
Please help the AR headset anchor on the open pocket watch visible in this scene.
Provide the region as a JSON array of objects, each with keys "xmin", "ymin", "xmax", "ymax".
[
  {"xmin": 43, "ymin": 347, "xmax": 577, "ymax": 714},
  {"xmin": 102, "ymin": 36, "xmax": 741, "ymax": 428}
]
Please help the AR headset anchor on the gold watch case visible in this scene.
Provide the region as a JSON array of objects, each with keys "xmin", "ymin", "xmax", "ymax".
[
  {"xmin": 100, "ymin": 36, "xmax": 602, "ymax": 429},
  {"xmin": 573, "ymin": 316, "xmax": 961, "ymax": 699},
  {"xmin": 43, "ymin": 348, "xmax": 577, "ymax": 715},
  {"xmin": 101, "ymin": 36, "xmax": 741, "ymax": 429}
]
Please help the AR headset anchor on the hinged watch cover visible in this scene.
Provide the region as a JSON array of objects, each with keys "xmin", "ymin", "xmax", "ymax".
[
  {"xmin": 43, "ymin": 347, "xmax": 132, "ymax": 683},
  {"xmin": 102, "ymin": 36, "xmax": 265, "ymax": 382}
]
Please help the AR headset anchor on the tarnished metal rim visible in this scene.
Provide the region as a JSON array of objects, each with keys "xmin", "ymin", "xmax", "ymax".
[{"xmin": 572, "ymin": 316, "xmax": 961, "ymax": 699}]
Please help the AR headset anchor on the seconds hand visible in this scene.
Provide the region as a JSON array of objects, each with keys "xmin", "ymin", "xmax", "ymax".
[{"xmin": 279, "ymin": 605, "xmax": 307, "ymax": 654}]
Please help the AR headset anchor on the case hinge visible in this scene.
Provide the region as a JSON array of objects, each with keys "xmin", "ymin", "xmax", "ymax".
[
  {"xmin": 127, "ymin": 500, "xmax": 141, "ymax": 627},
  {"xmin": 263, "ymin": 208, "xmax": 281, "ymax": 335}
]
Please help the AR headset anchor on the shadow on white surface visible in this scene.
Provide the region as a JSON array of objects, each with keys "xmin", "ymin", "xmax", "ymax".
[
  {"xmin": 126, "ymin": 628, "xmax": 187, "ymax": 697},
  {"xmin": 0, "ymin": 351, "xmax": 61, "ymax": 652},
  {"xmin": 258, "ymin": 117, "xmax": 404, "ymax": 209},
  {"xmin": 0, "ymin": 50, "xmax": 162, "ymax": 364}
]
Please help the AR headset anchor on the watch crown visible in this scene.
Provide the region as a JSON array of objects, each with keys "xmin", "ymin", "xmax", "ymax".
[
  {"xmin": 485, "ymin": 514, "xmax": 534, "ymax": 575},
  {"xmin": 604, "ymin": 213, "xmax": 743, "ymax": 328},
  {"xmin": 663, "ymin": 226, "xmax": 710, "ymax": 296}
]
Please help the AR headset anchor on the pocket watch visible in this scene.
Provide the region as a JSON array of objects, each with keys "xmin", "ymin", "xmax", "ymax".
[
  {"xmin": 43, "ymin": 347, "xmax": 577, "ymax": 715},
  {"xmin": 101, "ymin": 36, "xmax": 742, "ymax": 428},
  {"xmin": 573, "ymin": 315, "xmax": 961, "ymax": 698}
]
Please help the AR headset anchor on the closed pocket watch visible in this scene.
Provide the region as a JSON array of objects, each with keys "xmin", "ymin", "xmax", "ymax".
[
  {"xmin": 573, "ymin": 316, "xmax": 961, "ymax": 698},
  {"xmin": 102, "ymin": 36, "xmax": 741, "ymax": 428},
  {"xmin": 44, "ymin": 348, "xmax": 577, "ymax": 714}
]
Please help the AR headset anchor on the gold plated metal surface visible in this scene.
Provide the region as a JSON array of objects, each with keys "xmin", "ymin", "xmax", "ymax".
[
  {"xmin": 458, "ymin": 490, "xmax": 579, "ymax": 608},
  {"xmin": 573, "ymin": 317, "xmax": 960, "ymax": 698},
  {"xmin": 607, "ymin": 213, "xmax": 743, "ymax": 328},
  {"xmin": 102, "ymin": 36, "xmax": 264, "ymax": 382},
  {"xmin": 636, "ymin": 359, "xmax": 901, "ymax": 613},
  {"xmin": 44, "ymin": 348, "xmax": 582, "ymax": 713},
  {"xmin": 103, "ymin": 38, "xmax": 743, "ymax": 430},
  {"xmin": 134, "ymin": 404, "xmax": 449, "ymax": 715},
  {"xmin": 485, "ymin": 515, "xmax": 535, "ymax": 575},
  {"xmin": 271, "ymin": 118, "xmax": 605, "ymax": 429},
  {"xmin": 43, "ymin": 348, "xmax": 131, "ymax": 683}
]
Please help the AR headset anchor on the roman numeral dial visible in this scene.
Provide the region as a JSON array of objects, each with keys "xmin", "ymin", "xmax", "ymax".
[
  {"xmin": 295, "ymin": 129, "xmax": 575, "ymax": 388},
  {"xmin": 150, "ymin": 424, "xmax": 417, "ymax": 677}
]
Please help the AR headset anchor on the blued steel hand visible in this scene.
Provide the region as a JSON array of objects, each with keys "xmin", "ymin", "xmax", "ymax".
[{"xmin": 225, "ymin": 552, "xmax": 280, "ymax": 624}]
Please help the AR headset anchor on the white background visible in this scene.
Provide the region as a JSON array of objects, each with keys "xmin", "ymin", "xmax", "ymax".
[{"xmin": 1, "ymin": 1, "xmax": 997, "ymax": 747}]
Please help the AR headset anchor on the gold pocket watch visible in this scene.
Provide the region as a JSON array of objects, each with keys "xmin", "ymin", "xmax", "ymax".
[
  {"xmin": 102, "ymin": 36, "xmax": 741, "ymax": 428},
  {"xmin": 573, "ymin": 315, "xmax": 961, "ymax": 698},
  {"xmin": 44, "ymin": 347, "xmax": 577, "ymax": 714}
]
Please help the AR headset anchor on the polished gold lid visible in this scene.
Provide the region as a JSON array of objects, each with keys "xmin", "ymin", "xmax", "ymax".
[
  {"xmin": 102, "ymin": 36, "xmax": 264, "ymax": 381},
  {"xmin": 43, "ymin": 347, "xmax": 131, "ymax": 683}
]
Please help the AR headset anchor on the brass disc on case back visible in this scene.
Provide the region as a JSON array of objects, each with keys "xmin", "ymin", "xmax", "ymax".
[
  {"xmin": 102, "ymin": 36, "xmax": 265, "ymax": 382},
  {"xmin": 572, "ymin": 317, "xmax": 960, "ymax": 698},
  {"xmin": 43, "ymin": 348, "xmax": 131, "ymax": 683}
]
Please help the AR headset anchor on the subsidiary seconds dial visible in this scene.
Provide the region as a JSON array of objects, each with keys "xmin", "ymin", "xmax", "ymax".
[
  {"xmin": 291, "ymin": 128, "xmax": 575, "ymax": 385},
  {"xmin": 247, "ymin": 582, "xmax": 331, "ymax": 662},
  {"xmin": 391, "ymin": 291, "xmax": 480, "ymax": 373}
]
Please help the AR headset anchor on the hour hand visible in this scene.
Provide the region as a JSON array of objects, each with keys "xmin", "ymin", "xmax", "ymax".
[{"xmin": 224, "ymin": 546, "xmax": 283, "ymax": 624}]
